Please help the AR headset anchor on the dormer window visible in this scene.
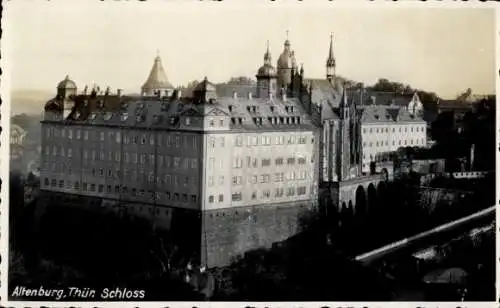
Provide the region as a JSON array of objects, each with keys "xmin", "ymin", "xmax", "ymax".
[
  {"xmin": 285, "ymin": 106, "xmax": 289, "ymax": 113},
  {"xmin": 185, "ymin": 118, "xmax": 191, "ymax": 125},
  {"xmin": 74, "ymin": 111, "xmax": 81, "ymax": 120},
  {"xmin": 238, "ymin": 118, "xmax": 243, "ymax": 125},
  {"xmin": 121, "ymin": 113, "xmax": 128, "ymax": 121},
  {"xmin": 231, "ymin": 118, "xmax": 236, "ymax": 125},
  {"xmin": 247, "ymin": 106, "xmax": 251, "ymax": 113},
  {"xmin": 89, "ymin": 113, "xmax": 97, "ymax": 120},
  {"xmin": 104, "ymin": 112, "xmax": 112, "ymax": 121},
  {"xmin": 83, "ymin": 100, "xmax": 89, "ymax": 107},
  {"xmin": 280, "ymin": 117, "xmax": 284, "ymax": 124},
  {"xmin": 270, "ymin": 106, "xmax": 275, "ymax": 112},
  {"xmin": 252, "ymin": 106, "xmax": 257, "ymax": 113},
  {"xmin": 161, "ymin": 103, "xmax": 169, "ymax": 111},
  {"xmin": 374, "ymin": 115, "xmax": 379, "ymax": 120},
  {"xmin": 169, "ymin": 117, "xmax": 176, "ymax": 125},
  {"xmin": 228, "ymin": 105, "xmax": 233, "ymax": 112},
  {"xmin": 136, "ymin": 115, "xmax": 144, "ymax": 123},
  {"xmin": 121, "ymin": 102, "xmax": 128, "ymax": 109},
  {"xmin": 138, "ymin": 102, "xmax": 145, "ymax": 109},
  {"xmin": 99, "ymin": 100, "xmax": 105, "ymax": 108},
  {"xmin": 296, "ymin": 117, "xmax": 301, "ymax": 124},
  {"xmin": 153, "ymin": 115, "xmax": 161, "ymax": 124}
]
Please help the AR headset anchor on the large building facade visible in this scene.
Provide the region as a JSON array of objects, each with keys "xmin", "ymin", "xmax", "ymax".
[
  {"xmin": 39, "ymin": 33, "xmax": 426, "ymax": 267},
  {"xmin": 40, "ymin": 45, "xmax": 320, "ymax": 267}
]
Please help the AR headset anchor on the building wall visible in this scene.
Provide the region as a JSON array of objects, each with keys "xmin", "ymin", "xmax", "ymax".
[
  {"xmin": 361, "ymin": 121, "xmax": 427, "ymax": 173},
  {"xmin": 202, "ymin": 130, "xmax": 318, "ymax": 211}
]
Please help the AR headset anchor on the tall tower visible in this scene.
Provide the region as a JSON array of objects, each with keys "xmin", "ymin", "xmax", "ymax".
[
  {"xmin": 141, "ymin": 53, "xmax": 174, "ymax": 97},
  {"xmin": 256, "ymin": 41, "xmax": 278, "ymax": 99},
  {"xmin": 336, "ymin": 85, "xmax": 351, "ymax": 181},
  {"xmin": 277, "ymin": 31, "xmax": 293, "ymax": 92},
  {"xmin": 56, "ymin": 75, "xmax": 77, "ymax": 119},
  {"xmin": 326, "ymin": 34, "xmax": 336, "ymax": 82}
]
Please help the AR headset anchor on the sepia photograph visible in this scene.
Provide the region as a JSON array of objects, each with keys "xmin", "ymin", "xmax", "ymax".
[{"xmin": 2, "ymin": 2, "xmax": 497, "ymax": 304}]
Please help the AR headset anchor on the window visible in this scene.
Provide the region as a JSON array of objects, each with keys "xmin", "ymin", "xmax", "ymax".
[
  {"xmin": 251, "ymin": 191, "xmax": 257, "ymax": 200},
  {"xmin": 287, "ymin": 187, "xmax": 295, "ymax": 196},
  {"xmin": 100, "ymin": 132, "xmax": 105, "ymax": 141},
  {"xmin": 274, "ymin": 172, "xmax": 284, "ymax": 182},
  {"xmin": 219, "ymin": 119, "xmax": 224, "ymax": 126},
  {"xmin": 232, "ymin": 157, "xmax": 243, "ymax": 169},
  {"xmin": 250, "ymin": 175, "xmax": 258, "ymax": 184},
  {"xmin": 275, "ymin": 188, "xmax": 284, "ymax": 197},
  {"xmin": 298, "ymin": 157, "xmax": 306, "ymax": 165},
  {"xmin": 235, "ymin": 136, "xmax": 243, "ymax": 147},
  {"xmin": 297, "ymin": 187, "xmax": 307, "ymax": 195},
  {"xmin": 209, "ymin": 120, "xmax": 215, "ymax": 127},
  {"xmin": 287, "ymin": 157, "xmax": 296, "ymax": 165},
  {"xmin": 209, "ymin": 137, "xmax": 216, "ymax": 148},
  {"xmin": 209, "ymin": 157, "xmax": 215, "ymax": 169},
  {"xmin": 185, "ymin": 118, "xmax": 191, "ymax": 125},
  {"xmin": 232, "ymin": 176, "xmax": 242, "ymax": 185},
  {"xmin": 191, "ymin": 195, "xmax": 197, "ymax": 203},
  {"xmin": 275, "ymin": 157, "xmax": 283, "ymax": 165},
  {"xmin": 174, "ymin": 157, "xmax": 180, "ymax": 167},
  {"xmin": 261, "ymin": 159, "xmax": 271, "ymax": 167},
  {"xmin": 260, "ymin": 174, "xmax": 270, "ymax": 183},
  {"xmin": 191, "ymin": 158, "xmax": 197, "ymax": 168},
  {"xmin": 218, "ymin": 194, "xmax": 224, "ymax": 203},
  {"xmin": 262, "ymin": 190, "xmax": 271, "ymax": 199},
  {"xmin": 208, "ymin": 176, "xmax": 214, "ymax": 186},
  {"xmin": 232, "ymin": 192, "xmax": 242, "ymax": 201},
  {"xmin": 218, "ymin": 176, "xmax": 224, "ymax": 185}
]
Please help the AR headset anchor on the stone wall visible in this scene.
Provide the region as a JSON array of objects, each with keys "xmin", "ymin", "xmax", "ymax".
[
  {"xmin": 36, "ymin": 191, "xmax": 313, "ymax": 269},
  {"xmin": 201, "ymin": 200, "xmax": 314, "ymax": 268}
]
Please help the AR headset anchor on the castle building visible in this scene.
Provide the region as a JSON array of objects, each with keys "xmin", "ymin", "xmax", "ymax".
[
  {"xmin": 39, "ymin": 34, "xmax": 427, "ymax": 267},
  {"xmin": 40, "ymin": 49, "xmax": 320, "ymax": 267}
]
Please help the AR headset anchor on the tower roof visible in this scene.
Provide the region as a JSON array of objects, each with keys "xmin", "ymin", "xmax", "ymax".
[
  {"xmin": 142, "ymin": 55, "xmax": 174, "ymax": 92},
  {"xmin": 57, "ymin": 75, "xmax": 77, "ymax": 89},
  {"xmin": 326, "ymin": 33, "xmax": 336, "ymax": 67},
  {"xmin": 277, "ymin": 32, "xmax": 293, "ymax": 69},
  {"xmin": 258, "ymin": 41, "xmax": 277, "ymax": 77}
]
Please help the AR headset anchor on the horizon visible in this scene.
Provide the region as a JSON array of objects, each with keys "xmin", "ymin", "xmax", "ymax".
[{"xmin": 6, "ymin": 3, "xmax": 496, "ymax": 100}]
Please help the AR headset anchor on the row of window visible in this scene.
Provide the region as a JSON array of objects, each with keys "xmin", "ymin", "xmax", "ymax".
[
  {"xmin": 362, "ymin": 126, "xmax": 426, "ymax": 134},
  {"xmin": 363, "ymin": 138, "xmax": 426, "ymax": 148},
  {"xmin": 44, "ymin": 178, "xmax": 198, "ymax": 203},
  {"xmin": 208, "ymin": 186, "xmax": 308, "ymax": 204},
  {"xmin": 208, "ymin": 135, "xmax": 311, "ymax": 148},
  {"xmin": 45, "ymin": 127, "xmax": 199, "ymax": 149},
  {"xmin": 230, "ymin": 156, "xmax": 311, "ymax": 169},
  {"xmin": 208, "ymin": 171, "xmax": 311, "ymax": 187}
]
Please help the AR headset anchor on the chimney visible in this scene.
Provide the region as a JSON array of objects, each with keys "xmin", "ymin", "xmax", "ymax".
[
  {"xmin": 248, "ymin": 92, "xmax": 252, "ymax": 100},
  {"xmin": 233, "ymin": 91, "xmax": 238, "ymax": 99},
  {"xmin": 117, "ymin": 89, "xmax": 123, "ymax": 97}
]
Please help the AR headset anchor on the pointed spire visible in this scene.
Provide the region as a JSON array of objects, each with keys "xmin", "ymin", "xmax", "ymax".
[
  {"xmin": 327, "ymin": 33, "xmax": 336, "ymax": 67},
  {"xmin": 264, "ymin": 40, "xmax": 272, "ymax": 64},
  {"xmin": 284, "ymin": 30, "xmax": 291, "ymax": 48}
]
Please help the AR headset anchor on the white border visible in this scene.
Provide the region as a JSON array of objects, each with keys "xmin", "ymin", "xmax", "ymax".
[{"xmin": 1, "ymin": 1, "xmax": 498, "ymax": 307}]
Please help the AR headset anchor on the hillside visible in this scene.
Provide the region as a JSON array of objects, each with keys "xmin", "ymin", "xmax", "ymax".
[{"xmin": 11, "ymin": 89, "xmax": 53, "ymax": 116}]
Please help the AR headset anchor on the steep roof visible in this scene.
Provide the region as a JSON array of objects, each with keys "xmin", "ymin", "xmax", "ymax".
[
  {"xmin": 141, "ymin": 56, "xmax": 174, "ymax": 91},
  {"xmin": 358, "ymin": 105, "xmax": 425, "ymax": 124},
  {"xmin": 45, "ymin": 94, "xmax": 317, "ymax": 133}
]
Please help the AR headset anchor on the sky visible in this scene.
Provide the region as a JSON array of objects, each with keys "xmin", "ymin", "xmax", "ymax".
[{"xmin": 6, "ymin": 2, "xmax": 497, "ymax": 99}]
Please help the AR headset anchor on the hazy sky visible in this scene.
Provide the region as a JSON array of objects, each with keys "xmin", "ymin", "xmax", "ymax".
[{"xmin": 6, "ymin": 2, "xmax": 497, "ymax": 99}]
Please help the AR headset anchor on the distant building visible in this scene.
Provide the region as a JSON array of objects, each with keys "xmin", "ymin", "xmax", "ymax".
[{"xmin": 10, "ymin": 124, "xmax": 27, "ymax": 145}]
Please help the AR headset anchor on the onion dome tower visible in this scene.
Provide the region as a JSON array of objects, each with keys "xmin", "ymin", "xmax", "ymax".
[
  {"xmin": 141, "ymin": 53, "xmax": 174, "ymax": 97},
  {"xmin": 256, "ymin": 41, "xmax": 278, "ymax": 99},
  {"xmin": 56, "ymin": 75, "xmax": 77, "ymax": 119},
  {"xmin": 277, "ymin": 31, "xmax": 294, "ymax": 92}
]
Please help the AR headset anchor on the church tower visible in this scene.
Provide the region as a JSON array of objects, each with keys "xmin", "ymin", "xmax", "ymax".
[
  {"xmin": 277, "ymin": 32, "xmax": 294, "ymax": 93},
  {"xmin": 256, "ymin": 41, "xmax": 278, "ymax": 99},
  {"xmin": 326, "ymin": 34, "xmax": 336, "ymax": 82}
]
